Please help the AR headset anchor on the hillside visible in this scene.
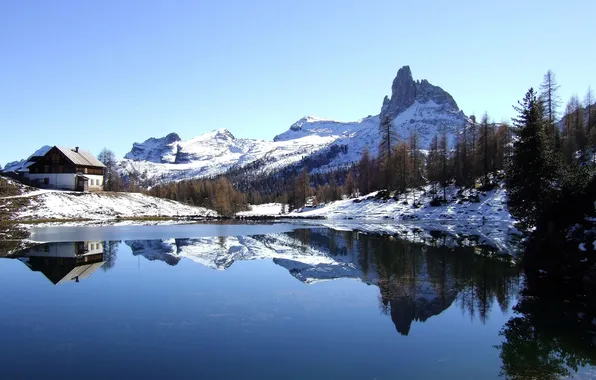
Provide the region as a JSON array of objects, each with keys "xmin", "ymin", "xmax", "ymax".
[
  {"xmin": 238, "ymin": 183, "xmax": 519, "ymax": 253},
  {"xmin": 0, "ymin": 180, "xmax": 215, "ymax": 222}
]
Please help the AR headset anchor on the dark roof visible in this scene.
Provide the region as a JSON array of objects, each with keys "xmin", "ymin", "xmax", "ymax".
[{"xmin": 54, "ymin": 146, "xmax": 106, "ymax": 168}]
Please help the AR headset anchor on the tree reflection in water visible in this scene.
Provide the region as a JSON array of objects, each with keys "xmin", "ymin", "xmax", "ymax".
[{"xmin": 497, "ymin": 277, "xmax": 596, "ymax": 380}]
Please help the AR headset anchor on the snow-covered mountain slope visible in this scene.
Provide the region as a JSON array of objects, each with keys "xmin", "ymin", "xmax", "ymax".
[
  {"xmin": 2, "ymin": 145, "xmax": 52, "ymax": 173},
  {"xmin": 124, "ymin": 133, "xmax": 181, "ymax": 163},
  {"xmin": 126, "ymin": 233, "xmax": 360, "ymax": 278},
  {"xmin": 120, "ymin": 128, "xmax": 338, "ymax": 182},
  {"xmin": 119, "ymin": 65, "xmax": 467, "ymax": 183}
]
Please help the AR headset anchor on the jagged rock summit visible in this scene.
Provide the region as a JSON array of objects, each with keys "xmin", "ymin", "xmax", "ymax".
[{"xmin": 380, "ymin": 65, "xmax": 460, "ymax": 121}]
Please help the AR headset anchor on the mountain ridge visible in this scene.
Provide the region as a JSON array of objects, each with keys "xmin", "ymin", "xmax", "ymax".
[
  {"xmin": 3, "ymin": 66, "xmax": 467, "ymax": 184},
  {"xmin": 118, "ymin": 66, "xmax": 466, "ymax": 183}
]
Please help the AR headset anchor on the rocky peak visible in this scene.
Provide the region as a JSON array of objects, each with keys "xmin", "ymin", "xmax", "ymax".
[
  {"xmin": 163, "ymin": 132, "xmax": 182, "ymax": 144},
  {"xmin": 211, "ymin": 128, "xmax": 235, "ymax": 141},
  {"xmin": 124, "ymin": 132, "xmax": 182, "ymax": 163},
  {"xmin": 380, "ymin": 65, "xmax": 460, "ymax": 121}
]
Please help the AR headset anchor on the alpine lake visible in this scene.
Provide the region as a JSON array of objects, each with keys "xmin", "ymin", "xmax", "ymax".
[{"xmin": 0, "ymin": 222, "xmax": 594, "ymax": 380}]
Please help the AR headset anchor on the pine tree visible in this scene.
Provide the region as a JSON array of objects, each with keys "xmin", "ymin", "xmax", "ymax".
[
  {"xmin": 539, "ymin": 70, "xmax": 562, "ymax": 148},
  {"xmin": 477, "ymin": 112, "xmax": 493, "ymax": 186},
  {"xmin": 506, "ymin": 88, "xmax": 559, "ymax": 230},
  {"xmin": 378, "ymin": 116, "xmax": 396, "ymax": 190}
]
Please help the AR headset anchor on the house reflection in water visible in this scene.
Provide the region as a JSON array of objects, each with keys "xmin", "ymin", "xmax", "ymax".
[{"xmin": 18, "ymin": 241, "xmax": 105, "ymax": 285}]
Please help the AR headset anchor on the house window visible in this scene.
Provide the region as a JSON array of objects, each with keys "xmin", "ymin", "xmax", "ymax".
[{"xmin": 43, "ymin": 178, "xmax": 49, "ymax": 185}]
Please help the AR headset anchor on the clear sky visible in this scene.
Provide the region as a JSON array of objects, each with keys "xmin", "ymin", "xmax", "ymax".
[{"xmin": 1, "ymin": 0, "xmax": 594, "ymax": 165}]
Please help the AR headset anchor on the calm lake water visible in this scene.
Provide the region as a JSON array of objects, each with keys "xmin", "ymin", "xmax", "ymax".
[{"xmin": 0, "ymin": 223, "xmax": 594, "ymax": 379}]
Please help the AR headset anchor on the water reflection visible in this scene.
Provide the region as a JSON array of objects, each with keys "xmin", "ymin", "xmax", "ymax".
[
  {"xmin": 17, "ymin": 241, "xmax": 105, "ymax": 284},
  {"xmin": 5, "ymin": 227, "xmax": 595, "ymax": 377},
  {"xmin": 10, "ymin": 228, "xmax": 521, "ymax": 335},
  {"xmin": 497, "ymin": 277, "xmax": 596, "ymax": 379}
]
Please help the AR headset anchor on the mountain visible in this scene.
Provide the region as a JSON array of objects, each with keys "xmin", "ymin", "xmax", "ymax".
[
  {"xmin": 120, "ymin": 128, "xmax": 338, "ymax": 182},
  {"xmin": 122, "ymin": 227, "xmax": 518, "ymax": 336},
  {"xmin": 120, "ymin": 66, "xmax": 467, "ymax": 183},
  {"xmin": 2, "ymin": 145, "xmax": 52, "ymax": 173},
  {"xmin": 4, "ymin": 66, "xmax": 466, "ymax": 184}
]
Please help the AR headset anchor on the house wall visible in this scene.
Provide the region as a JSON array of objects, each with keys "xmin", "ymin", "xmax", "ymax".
[
  {"xmin": 86, "ymin": 175, "xmax": 104, "ymax": 191},
  {"xmin": 21, "ymin": 241, "xmax": 104, "ymax": 258},
  {"xmin": 26, "ymin": 173, "xmax": 104, "ymax": 191}
]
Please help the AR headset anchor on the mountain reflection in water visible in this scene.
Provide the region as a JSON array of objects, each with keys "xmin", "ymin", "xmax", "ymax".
[
  {"xmin": 4, "ymin": 226, "xmax": 595, "ymax": 378},
  {"xmin": 10, "ymin": 228, "xmax": 520, "ymax": 336}
]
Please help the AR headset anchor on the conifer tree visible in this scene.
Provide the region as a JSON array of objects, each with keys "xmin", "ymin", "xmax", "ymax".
[
  {"xmin": 378, "ymin": 116, "xmax": 396, "ymax": 190},
  {"xmin": 506, "ymin": 88, "xmax": 559, "ymax": 229},
  {"xmin": 477, "ymin": 112, "xmax": 494, "ymax": 186},
  {"xmin": 539, "ymin": 70, "xmax": 562, "ymax": 148}
]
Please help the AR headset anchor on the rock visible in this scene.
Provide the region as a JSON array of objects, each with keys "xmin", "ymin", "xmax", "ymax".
[
  {"xmin": 380, "ymin": 65, "xmax": 462, "ymax": 121},
  {"xmin": 125, "ymin": 132, "xmax": 182, "ymax": 163}
]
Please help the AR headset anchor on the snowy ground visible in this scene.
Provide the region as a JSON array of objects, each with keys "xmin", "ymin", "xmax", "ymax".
[
  {"xmin": 1, "ymin": 189, "xmax": 216, "ymax": 221},
  {"xmin": 236, "ymin": 203, "xmax": 289, "ymax": 217},
  {"xmin": 289, "ymin": 184, "xmax": 513, "ymax": 224},
  {"xmin": 233, "ymin": 184, "xmax": 520, "ymax": 254}
]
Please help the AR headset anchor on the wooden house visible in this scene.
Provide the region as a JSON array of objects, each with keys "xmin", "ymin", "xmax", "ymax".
[
  {"xmin": 26, "ymin": 146, "xmax": 106, "ymax": 191},
  {"xmin": 17, "ymin": 241, "xmax": 105, "ymax": 285}
]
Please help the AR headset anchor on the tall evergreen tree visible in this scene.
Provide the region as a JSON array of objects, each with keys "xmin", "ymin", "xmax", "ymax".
[
  {"xmin": 506, "ymin": 88, "xmax": 559, "ymax": 229},
  {"xmin": 378, "ymin": 116, "xmax": 397, "ymax": 190},
  {"xmin": 539, "ymin": 70, "xmax": 562, "ymax": 149},
  {"xmin": 477, "ymin": 112, "xmax": 493, "ymax": 186}
]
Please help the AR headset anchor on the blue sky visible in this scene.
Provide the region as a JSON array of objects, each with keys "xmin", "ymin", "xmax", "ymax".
[{"xmin": 1, "ymin": 0, "xmax": 594, "ymax": 165}]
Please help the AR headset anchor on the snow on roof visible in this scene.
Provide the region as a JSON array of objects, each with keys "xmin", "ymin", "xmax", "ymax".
[{"xmin": 55, "ymin": 146, "xmax": 106, "ymax": 168}]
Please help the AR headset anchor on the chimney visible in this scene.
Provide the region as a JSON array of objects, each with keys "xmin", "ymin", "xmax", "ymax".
[{"xmin": 75, "ymin": 147, "xmax": 79, "ymax": 153}]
